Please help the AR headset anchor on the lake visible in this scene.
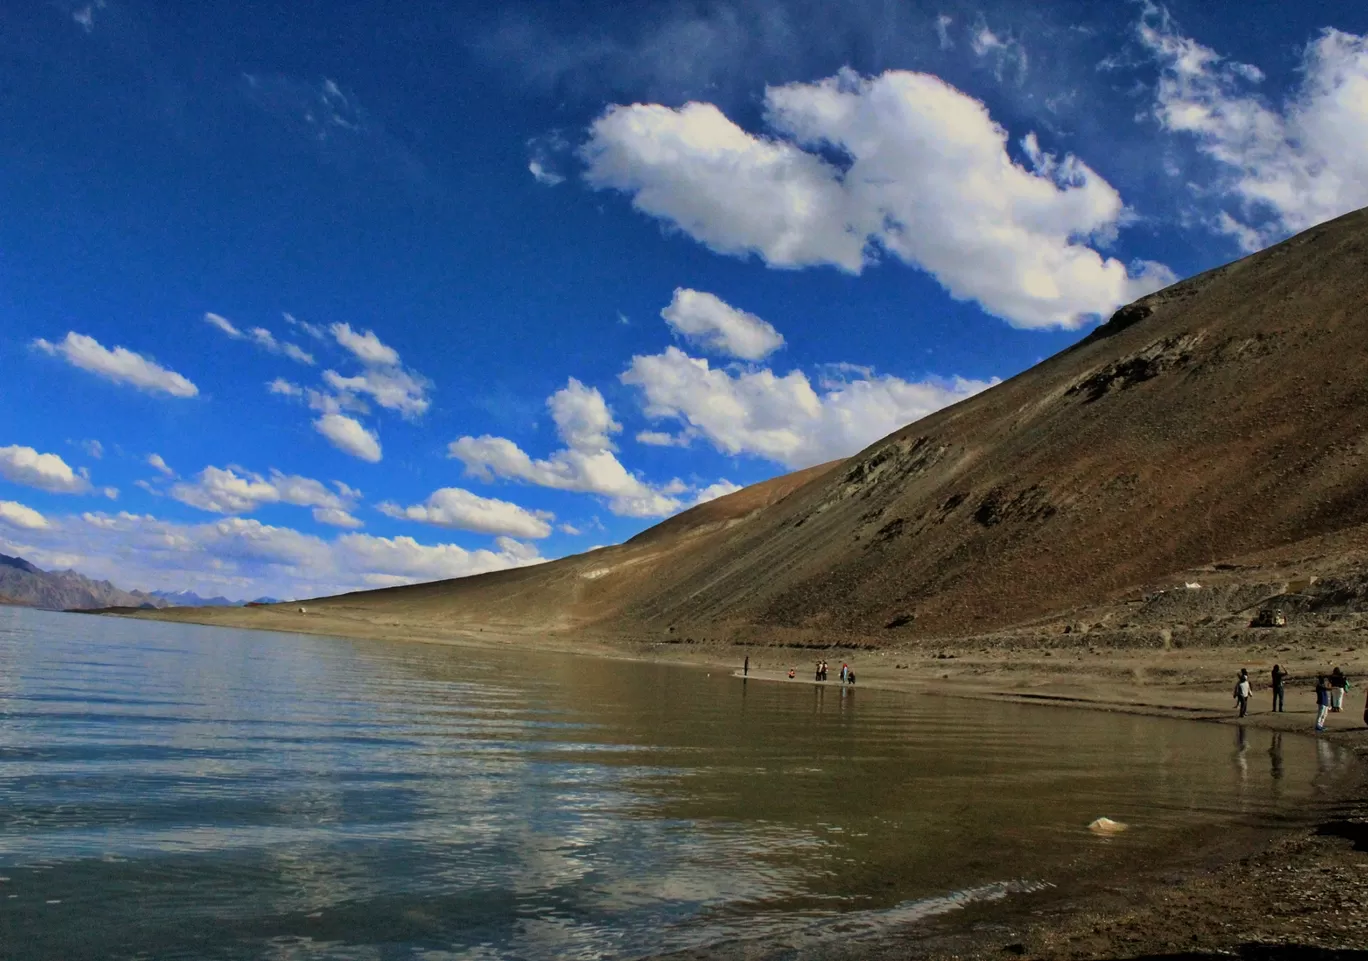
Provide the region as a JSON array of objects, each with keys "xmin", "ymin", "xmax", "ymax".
[{"xmin": 0, "ymin": 606, "xmax": 1353, "ymax": 959}]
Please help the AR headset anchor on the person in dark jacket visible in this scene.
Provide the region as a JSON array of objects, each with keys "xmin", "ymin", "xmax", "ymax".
[
  {"xmin": 1271, "ymin": 664, "xmax": 1289, "ymax": 712},
  {"xmin": 1329, "ymin": 667, "xmax": 1349, "ymax": 712},
  {"xmin": 1315, "ymin": 676, "xmax": 1332, "ymax": 731}
]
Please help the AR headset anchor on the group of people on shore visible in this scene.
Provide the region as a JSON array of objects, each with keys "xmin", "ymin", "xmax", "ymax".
[
  {"xmin": 1234, "ymin": 664, "xmax": 1362, "ymax": 730},
  {"xmin": 779, "ymin": 660, "xmax": 856, "ymax": 684}
]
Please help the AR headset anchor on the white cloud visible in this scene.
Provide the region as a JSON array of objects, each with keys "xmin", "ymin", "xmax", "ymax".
[
  {"xmin": 81, "ymin": 439, "xmax": 104, "ymax": 459},
  {"xmin": 548, "ymin": 377, "xmax": 621, "ymax": 451},
  {"xmin": 529, "ymin": 160, "xmax": 565, "ymax": 185},
  {"xmin": 315, "ymin": 413, "xmax": 382, "ymax": 463},
  {"xmin": 581, "ymin": 69, "xmax": 1174, "ymax": 329},
  {"xmin": 558, "ymin": 523, "xmax": 583, "ymax": 536},
  {"xmin": 636, "ymin": 429, "xmax": 692, "ymax": 447},
  {"xmin": 449, "ymin": 380, "xmax": 683, "ymax": 518},
  {"xmin": 102, "ymin": 487, "xmax": 119, "ymax": 501},
  {"xmin": 935, "ymin": 14, "xmax": 954, "ymax": 50},
  {"xmin": 661, "ymin": 288, "xmax": 785, "ymax": 360},
  {"xmin": 0, "ymin": 444, "xmax": 93, "ymax": 494},
  {"xmin": 450, "ymin": 437, "xmax": 681, "ymax": 518},
  {"xmin": 281, "ymin": 343, "xmax": 316, "ymax": 365},
  {"xmin": 312, "ymin": 507, "xmax": 364, "ymax": 529},
  {"xmin": 33, "ymin": 333, "xmax": 199, "ymax": 397},
  {"xmin": 207, "ymin": 312, "xmax": 315, "ymax": 364},
  {"xmin": 249, "ymin": 327, "xmax": 315, "ymax": 365},
  {"xmin": 284, "ymin": 313, "xmax": 326, "ymax": 339},
  {"xmin": 690, "ymin": 480, "xmax": 743, "ymax": 506},
  {"xmin": 147, "ymin": 453, "xmax": 174, "ymax": 477},
  {"xmin": 322, "ymin": 366, "xmax": 430, "ymax": 417},
  {"xmin": 316, "ymin": 323, "xmax": 429, "ymax": 417},
  {"xmin": 379, "ymin": 487, "xmax": 554, "ymax": 539},
  {"xmin": 0, "ymin": 510, "xmax": 544, "ymax": 601},
  {"xmin": 268, "ymin": 378, "xmax": 304, "ymax": 397},
  {"xmin": 970, "ymin": 21, "xmax": 1028, "ymax": 82},
  {"xmin": 171, "ymin": 466, "xmax": 361, "ymax": 520},
  {"xmin": 205, "ymin": 312, "xmax": 243, "ymax": 338},
  {"xmin": 1140, "ymin": 12, "xmax": 1368, "ymax": 250},
  {"xmin": 0, "ymin": 500, "xmax": 50, "ymax": 531},
  {"xmin": 621, "ymin": 346, "xmax": 994, "ymax": 468},
  {"xmin": 329, "ymin": 322, "xmax": 400, "ymax": 367}
]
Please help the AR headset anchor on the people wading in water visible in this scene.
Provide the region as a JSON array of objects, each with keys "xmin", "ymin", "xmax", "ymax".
[{"xmin": 1271, "ymin": 664, "xmax": 1288, "ymax": 712}]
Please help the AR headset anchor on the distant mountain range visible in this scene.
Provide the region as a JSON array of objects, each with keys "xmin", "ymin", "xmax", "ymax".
[
  {"xmin": 0, "ymin": 554, "xmax": 272, "ymax": 611},
  {"xmin": 148, "ymin": 590, "xmax": 282, "ymax": 607}
]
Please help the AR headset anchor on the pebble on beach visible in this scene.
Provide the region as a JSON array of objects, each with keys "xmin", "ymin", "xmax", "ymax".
[{"xmin": 1088, "ymin": 817, "xmax": 1128, "ymax": 834}]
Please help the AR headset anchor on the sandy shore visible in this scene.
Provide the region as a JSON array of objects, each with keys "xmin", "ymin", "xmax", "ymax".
[{"xmin": 112, "ymin": 605, "xmax": 1368, "ymax": 959}]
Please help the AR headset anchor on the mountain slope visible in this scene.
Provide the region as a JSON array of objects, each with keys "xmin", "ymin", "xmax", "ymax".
[
  {"xmin": 0, "ymin": 553, "xmax": 167, "ymax": 611},
  {"xmin": 152, "ymin": 207, "xmax": 1368, "ymax": 644}
]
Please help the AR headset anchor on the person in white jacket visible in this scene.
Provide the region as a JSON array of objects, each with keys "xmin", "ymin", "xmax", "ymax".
[{"xmin": 1234, "ymin": 668, "xmax": 1252, "ymax": 718}]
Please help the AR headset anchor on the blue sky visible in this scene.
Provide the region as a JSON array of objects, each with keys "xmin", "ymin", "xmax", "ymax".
[{"xmin": 1, "ymin": 0, "xmax": 1365, "ymax": 600}]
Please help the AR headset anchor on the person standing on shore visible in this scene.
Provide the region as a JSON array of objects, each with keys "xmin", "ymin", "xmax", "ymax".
[
  {"xmin": 1315, "ymin": 676, "xmax": 1332, "ymax": 731},
  {"xmin": 1329, "ymin": 667, "xmax": 1349, "ymax": 712},
  {"xmin": 744, "ymin": 656, "xmax": 749, "ymax": 678},
  {"xmin": 840, "ymin": 662, "xmax": 848, "ymax": 684},
  {"xmin": 1271, "ymin": 664, "xmax": 1289, "ymax": 712},
  {"xmin": 1234, "ymin": 669, "xmax": 1252, "ymax": 718}
]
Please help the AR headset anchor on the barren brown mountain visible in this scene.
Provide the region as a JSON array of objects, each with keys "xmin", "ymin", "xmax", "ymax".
[{"xmin": 150, "ymin": 208, "xmax": 1368, "ymax": 647}]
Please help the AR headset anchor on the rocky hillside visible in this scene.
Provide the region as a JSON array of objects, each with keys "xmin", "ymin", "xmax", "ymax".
[
  {"xmin": 0, "ymin": 554, "xmax": 168, "ymax": 611},
  {"xmin": 147, "ymin": 207, "xmax": 1368, "ymax": 646}
]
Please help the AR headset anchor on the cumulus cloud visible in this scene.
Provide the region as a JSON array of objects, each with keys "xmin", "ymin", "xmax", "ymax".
[
  {"xmin": 312, "ymin": 507, "xmax": 364, "ymax": 529},
  {"xmin": 313, "ymin": 323, "xmax": 430, "ymax": 417},
  {"xmin": 330, "ymin": 322, "xmax": 400, "ymax": 367},
  {"xmin": 661, "ymin": 288, "xmax": 785, "ymax": 360},
  {"xmin": 322, "ymin": 367, "xmax": 430, "ymax": 417},
  {"xmin": 621, "ymin": 346, "xmax": 994, "ymax": 468},
  {"xmin": 581, "ymin": 69, "xmax": 1174, "ymax": 329},
  {"xmin": 0, "ymin": 444, "xmax": 93, "ymax": 494},
  {"xmin": 147, "ymin": 453, "xmax": 175, "ymax": 477},
  {"xmin": 33, "ymin": 333, "xmax": 198, "ymax": 397},
  {"xmin": 449, "ymin": 380, "xmax": 685, "ymax": 518},
  {"xmin": 0, "ymin": 510, "xmax": 544, "ymax": 600},
  {"xmin": 690, "ymin": 480, "xmax": 743, "ymax": 506},
  {"xmin": 1140, "ymin": 10, "xmax": 1368, "ymax": 250},
  {"xmin": 548, "ymin": 377, "xmax": 622, "ymax": 451},
  {"xmin": 315, "ymin": 413, "xmax": 383, "ymax": 463},
  {"xmin": 268, "ymin": 378, "xmax": 304, "ymax": 397},
  {"xmin": 379, "ymin": 487, "xmax": 555, "ymax": 539},
  {"xmin": 170, "ymin": 466, "xmax": 361, "ymax": 526},
  {"xmin": 0, "ymin": 500, "xmax": 50, "ymax": 531}
]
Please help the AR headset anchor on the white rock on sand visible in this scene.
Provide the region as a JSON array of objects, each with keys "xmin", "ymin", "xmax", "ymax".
[{"xmin": 1089, "ymin": 817, "xmax": 1128, "ymax": 834}]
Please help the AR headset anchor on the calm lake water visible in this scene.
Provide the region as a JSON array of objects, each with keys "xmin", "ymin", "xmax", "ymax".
[{"xmin": 0, "ymin": 607, "xmax": 1354, "ymax": 960}]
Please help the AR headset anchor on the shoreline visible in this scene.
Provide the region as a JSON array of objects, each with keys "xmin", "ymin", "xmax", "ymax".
[{"xmin": 95, "ymin": 605, "xmax": 1368, "ymax": 958}]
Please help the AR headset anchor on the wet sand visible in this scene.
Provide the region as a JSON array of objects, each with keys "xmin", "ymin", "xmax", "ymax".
[{"xmin": 111, "ymin": 605, "xmax": 1368, "ymax": 959}]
